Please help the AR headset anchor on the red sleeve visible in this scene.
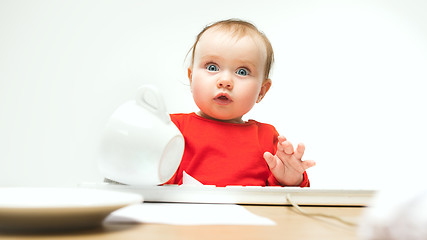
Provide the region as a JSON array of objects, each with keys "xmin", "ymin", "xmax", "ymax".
[
  {"xmin": 169, "ymin": 113, "xmax": 182, "ymax": 130},
  {"xmin": 299, "ymin": 171, "xmax": 310, "ymax": 187}
]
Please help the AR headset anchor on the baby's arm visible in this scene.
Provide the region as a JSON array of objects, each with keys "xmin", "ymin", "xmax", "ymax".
[{"xmin": 264, "ymin": 136, "xmax": 316, "ymax": 186}]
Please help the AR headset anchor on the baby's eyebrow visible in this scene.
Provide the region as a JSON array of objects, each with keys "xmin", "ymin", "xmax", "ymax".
[
  {"xmin": 199, "ymin": 54, "xmax": 224, "ymax": 62},
  {"xmin": 236, "ymin": 60, "xmax": 257, "ymax": 70}
]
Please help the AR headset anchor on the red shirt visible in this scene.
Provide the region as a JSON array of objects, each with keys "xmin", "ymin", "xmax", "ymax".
[{"xmin": 164, "ymin": 113, "xmax": 309, "ymax": 187}]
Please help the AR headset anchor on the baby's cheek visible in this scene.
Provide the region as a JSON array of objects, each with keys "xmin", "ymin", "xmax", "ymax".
[
  {"xmin": 191, "ymin": 84, "xmax": 204, "ymax": 102},
  {"xmin": 239, "ymin": 90, "xmax": 259, "ymax": 106},
  {"xmin": 191, "ymin": 84, "xmax": 210, "ymax": 110}
]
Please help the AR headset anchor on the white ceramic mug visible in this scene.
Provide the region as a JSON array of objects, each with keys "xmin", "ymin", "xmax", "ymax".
[{"xmin": 98, "ymin": 85, "xmax": 184, "ymax": 186}]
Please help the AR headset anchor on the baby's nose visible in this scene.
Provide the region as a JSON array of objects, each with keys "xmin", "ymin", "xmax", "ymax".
[{"xmin": 217, "ymin": 73, "xmax": 233, "ymax": 89}]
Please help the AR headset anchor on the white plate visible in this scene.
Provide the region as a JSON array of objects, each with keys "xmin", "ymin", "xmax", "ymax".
[{"xmin": 0, "ymin": 187, "xmax": 143, "ymax": 232}]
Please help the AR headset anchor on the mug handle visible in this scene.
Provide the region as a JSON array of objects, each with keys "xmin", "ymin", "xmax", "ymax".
[{"xmin": 136, "ymin": 85, "xmax": 170, "ymax": 124}]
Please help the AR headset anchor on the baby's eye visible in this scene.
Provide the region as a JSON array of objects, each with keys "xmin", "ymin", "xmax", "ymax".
[
  {"xmin": 236, "ymin": 68, "xmax": 249, "ymax": 76},
  {"xmin": 206, "ymin": 64, "xmax": 219, "ymax": 72}
]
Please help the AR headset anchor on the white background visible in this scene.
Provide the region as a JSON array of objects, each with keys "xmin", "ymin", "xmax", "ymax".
[{"xmin": 1, "ymin": 0, "xmax": 426, "ymax": 189}]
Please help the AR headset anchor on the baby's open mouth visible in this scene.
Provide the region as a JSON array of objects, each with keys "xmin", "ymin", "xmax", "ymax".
[{"xmin": 214, "ymin": 93, "xmax": 232, "ymax": 105}]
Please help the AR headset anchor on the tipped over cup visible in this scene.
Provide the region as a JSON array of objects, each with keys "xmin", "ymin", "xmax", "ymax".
[{"xmin": 98, "ymin": 85, "xmax": 184, "ymax": 185}]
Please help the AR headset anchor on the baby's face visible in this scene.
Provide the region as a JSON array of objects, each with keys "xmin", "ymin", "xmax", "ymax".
[{"xmin": 189, "ymin": 29, "xmax": 270, "ymax": 123}]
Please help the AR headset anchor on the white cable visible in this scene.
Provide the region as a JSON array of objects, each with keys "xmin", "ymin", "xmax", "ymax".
[{"xmin": 286, "ymin": 194, "xmax": 357, "ymax": 227}]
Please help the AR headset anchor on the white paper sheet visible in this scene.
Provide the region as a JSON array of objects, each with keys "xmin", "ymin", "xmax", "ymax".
[
  {"xmin": 105, "ymin": 203, "xmax": 276, "ymax": 226},
  {"xmin": 182, "ymin": 171, "xmax": 203, "ymax": 185}
]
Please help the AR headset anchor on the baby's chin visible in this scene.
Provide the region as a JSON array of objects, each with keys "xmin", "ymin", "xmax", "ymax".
[{"xmin": 197, "ymin": 111, "xmax": 244, "ymax": 124}]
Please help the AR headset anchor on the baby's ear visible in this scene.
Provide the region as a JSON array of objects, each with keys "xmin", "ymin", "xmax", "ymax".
[
  {"xmin": 257, "ymin": 79, "xmax": 272, "ymax": 103},
  {"xmin": 187, "ymin": 68, "xmax": 193, "ymax": 83}
]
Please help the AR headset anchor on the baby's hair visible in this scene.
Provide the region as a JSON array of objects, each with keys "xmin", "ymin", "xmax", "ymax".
[{"xmin": 188, "ymin": 19, "xmax": 274, "ymax": 80}]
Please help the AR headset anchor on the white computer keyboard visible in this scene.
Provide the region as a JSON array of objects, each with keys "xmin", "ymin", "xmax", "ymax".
[{"xmin": 82, "ymin": 182, "xmax": 376, "ymax": 206}]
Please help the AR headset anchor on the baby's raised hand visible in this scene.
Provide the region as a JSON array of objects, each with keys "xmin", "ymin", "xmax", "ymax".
[{"xmin": 263, "ymin": 136, "xmax": 316, "ymax": 186}]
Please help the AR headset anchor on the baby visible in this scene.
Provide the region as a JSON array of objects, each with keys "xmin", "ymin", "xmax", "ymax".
[{"xmin": 165, "ymin": 19, "xmax": 315, "ymax": 187}]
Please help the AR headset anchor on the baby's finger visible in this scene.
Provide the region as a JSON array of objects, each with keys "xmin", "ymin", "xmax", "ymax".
[
  {"xmin": 302, "ymin": 160, "xmax": 316, "ymax": 170},
  {"xmin": 278, "ymin": 135, "xmax": 287, "ymax": 143},
  {"xmin": 282, "ymin": 141, "xmax": 294, "ymax": 155},
  {"xmin": 293, "ymin": 143, "xmax": 305, "ymax": 160},
  {"xmin": 263, "ymin": 152, "xmax": 277, "ymax": 170}
]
